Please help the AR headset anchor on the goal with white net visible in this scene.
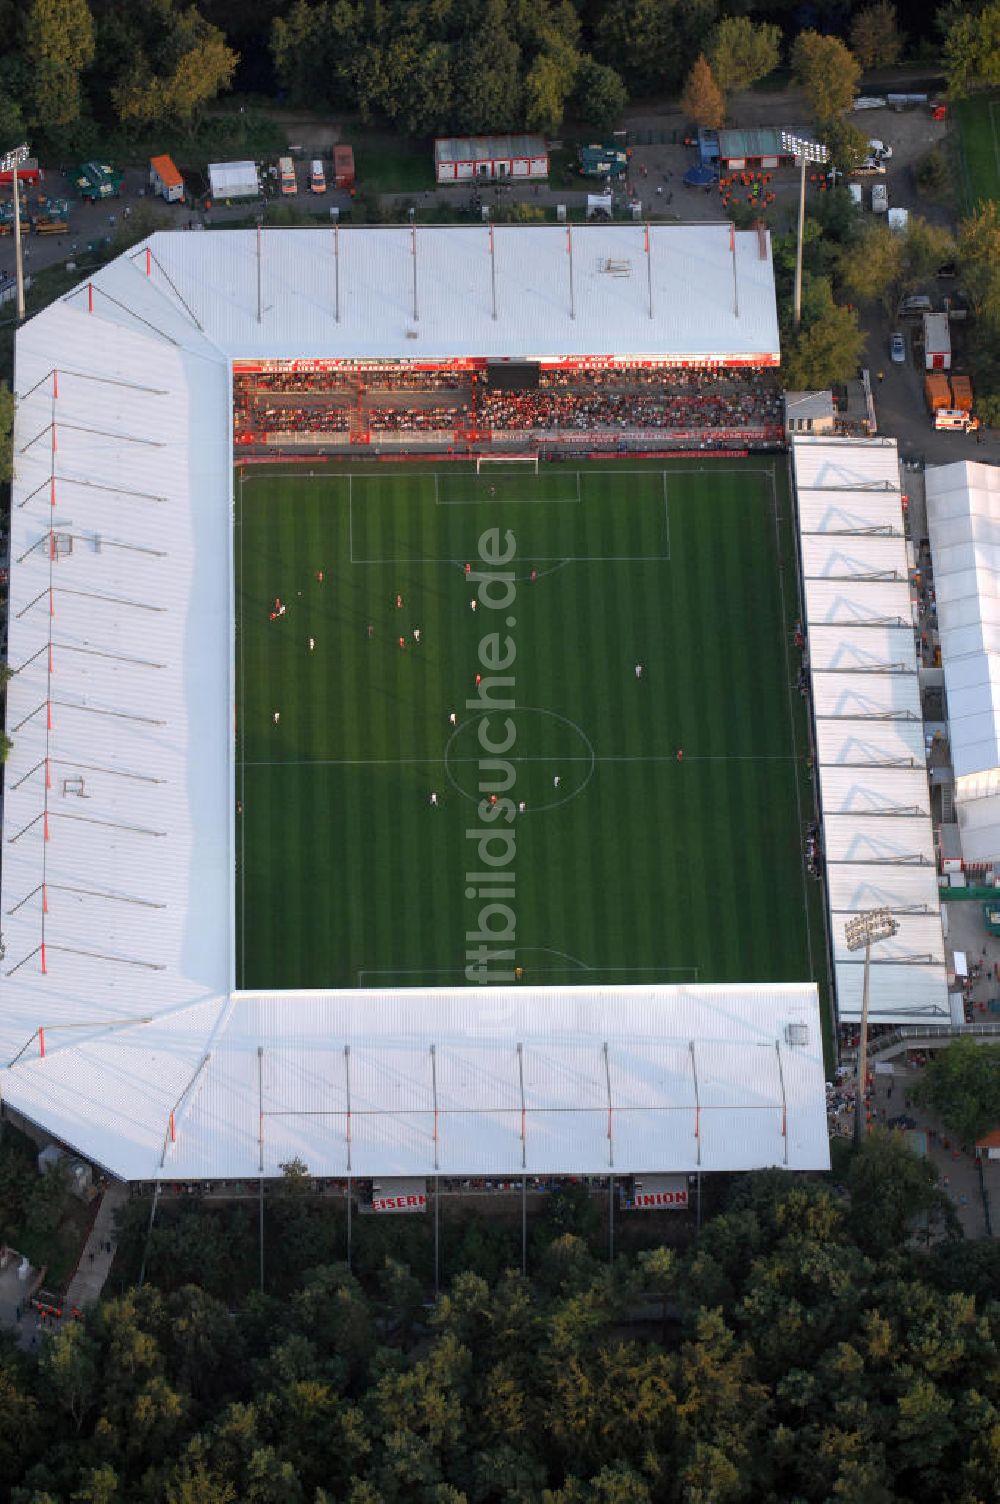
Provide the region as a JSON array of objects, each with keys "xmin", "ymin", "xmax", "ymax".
[{"xmin": 476, "ymin": 454, "xmax": 539, "ymax": 475}]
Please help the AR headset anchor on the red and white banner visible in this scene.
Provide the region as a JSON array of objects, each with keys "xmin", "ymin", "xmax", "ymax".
[
  {"xmin": 625, "ymin": 1188, "xmax": 689, "ymax": 1211},
  {"xmin": 370, "ymin": 1192, "xmax": 427, "ymax": 1214}
]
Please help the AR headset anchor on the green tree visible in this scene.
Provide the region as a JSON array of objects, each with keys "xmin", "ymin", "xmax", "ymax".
[
  {"xmin": 594, "ymin": 0, "xmax": 717, "ymax": 97},
  {"xmin": 23, "ymin": 0, "xmax": 95, "ymax": 128},
  {"xmin": 524, "ymin": 33, "xmax": 580, "ymax": 133},
  {"xmin": 915, "ymin": 1037, "xmax": 1000, "ymax": 1142},
  {"xmin": 572, "ymin": 57, "xmax": 627, "ymax": 131},
  {"xmin": 452, "ymin": 1, "xmax": 524, "ymax": 133},
  {"xmin": 847, "ymin": 1129, "xmax": 949, "ymax": 1254},
  {"xmin": 706, "ymin": 16, "xmax": 781, "ymax": 97},
  {"xmin": 850, "ymin": 2, "xmax": 904, "ymax": 71},
  {"xmin": 111, "ymin": 1, "xmax": 237, "ymax": 129},
  {"xmin": 40, "ymin": 1320, "xmax": 100, "ymax": 1434},
  {"xmin": 941, "ymin": 0, "xmax": 1000, "ymax": 98},
  {"xmin": 825, "ymin": 117, "xmax": 872, "ymax": 174},
  {"xmin": 0, "ymin": 380, "xmax": 14, "ymax": 484},
  {"xmin": 838, "ymin": 220, "xmax": 905, "ymax": 310},
  {"xmin": 681, "ymin": 54, "xmax": 725, "ymax": 128},
  {"xmin": 782, "ymin": 290, "xmax": 866, "ymax": 389},
  {"xmin": 958, "ymin": 200, "xmax": 1000, "ymax": 324},
  {"xmin": 790, "ymin": 30, "xmax": 862, "ymax": 125}
]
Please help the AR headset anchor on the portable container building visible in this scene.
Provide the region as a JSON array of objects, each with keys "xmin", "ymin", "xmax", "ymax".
[
  {"xmin": 149, "ymin": 155, "xmax": 184, "ymax": 203},
  {"xmin": 434, "ymin": 135, "xmax": 548, "ymax": 183},
  {"xmin": 923, "ymin": 311, "xmax": 951, "ymax": 371}
]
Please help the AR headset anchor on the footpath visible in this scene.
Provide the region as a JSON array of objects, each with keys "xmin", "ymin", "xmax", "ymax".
[{"xmin": 63, "ymin": 1182, "xmax": 128, "ymax": 1309}]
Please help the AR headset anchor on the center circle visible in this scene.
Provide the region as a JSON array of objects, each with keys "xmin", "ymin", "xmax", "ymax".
[{"xmin": 444, "ymin": 706, "xmax": 596, "ymax": 813}]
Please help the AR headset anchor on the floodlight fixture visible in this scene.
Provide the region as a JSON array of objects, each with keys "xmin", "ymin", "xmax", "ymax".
[
  {"xmin": 844, "ymin": 907, "xmax": 899, "ymax": 1145},
  {"xmin": 844, "ymin": 907, "xmax": 898, "ymax": 952},
  {"xmin": 781, "ymin": 133, "xmax": 830, "ymax": 328}
]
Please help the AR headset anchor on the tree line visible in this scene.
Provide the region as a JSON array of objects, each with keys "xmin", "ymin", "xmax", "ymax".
[
  {"xmin": 2, "ymin": 2, "xmax": 1000, "ymax": 154},
  {"xmin": 1, "ymin": 1131, "xmax": 999, "ymax": 1502}
]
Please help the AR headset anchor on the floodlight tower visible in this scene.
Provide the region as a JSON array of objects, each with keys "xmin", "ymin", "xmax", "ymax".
[
  {"xmin": 1, "ymin": 142, "xmax": 30, "ymax": 322},
  {"xmin": 780, "ymin": 132, "xmax": 829, "ymax": 328},
  {"xmin": 844, "ymin": 907, "xmax": 899, "ymax": 1145}
]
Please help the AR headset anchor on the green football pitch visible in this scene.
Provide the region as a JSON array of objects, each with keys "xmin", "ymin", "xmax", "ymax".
[
  {"xmin": 235, "ymin": 458, "xmax": 818, "ymax": 993},
  {"xmin": 956, "ymin": 94, "xmax": 1000, "ymax": 208}
]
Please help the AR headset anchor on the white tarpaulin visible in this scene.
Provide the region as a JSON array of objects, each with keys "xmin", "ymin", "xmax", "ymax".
[
  {"xmin": 926, "ymin": 462, "xmax": 1000, "ymax": 862},
  {"xmin": 793, "ymin": 436, "xmax": 948, "ymax": 1023}
]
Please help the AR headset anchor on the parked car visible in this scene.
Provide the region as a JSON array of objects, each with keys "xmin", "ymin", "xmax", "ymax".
[
  {"xmin": 309, "ymin": 159, "xmax": 326, "ymax": 194},
  {"xmin": 890, "ymin": 331, "xmax": 906, "ymax": 363}
]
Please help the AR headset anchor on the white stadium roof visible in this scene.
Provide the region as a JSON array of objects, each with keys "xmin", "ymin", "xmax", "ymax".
[
  {"xmin": 0, "ymin": 230, "xmax": 828, "ymax": 1180},
  {"xmin": 91, "ymin": 222, "xmax": 778, "ymax": 365},
  {"xmin": 792, "ymin": 436, "xmax": 948, "ymax": 1023},
  {"xmin": 926, "ymin": 462, "xmax": 1000, "ymax": 863}
]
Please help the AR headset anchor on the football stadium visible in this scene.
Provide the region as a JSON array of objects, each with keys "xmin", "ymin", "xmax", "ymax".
[{"xmin": 0, "ymin": 224, "xmax": 839, "ymax": 1187}]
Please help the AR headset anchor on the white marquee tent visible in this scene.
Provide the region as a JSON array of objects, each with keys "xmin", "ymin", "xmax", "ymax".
[
  {"xmin": 793, "ymin": 436, "xmax": 948, "ymax": 1023},
  {"xmin": 926, "ymin": 462, "xmax": 1000, "ymax": 864}
]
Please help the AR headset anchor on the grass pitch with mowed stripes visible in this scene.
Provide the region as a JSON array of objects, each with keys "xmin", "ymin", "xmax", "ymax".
[
  {"xmin": 236, "ymin": 459, "xmax": 813, "ymax": 991},
  {"xmin": 956, "ymin": 93, "xmax": 1000, "ymax": 208}
]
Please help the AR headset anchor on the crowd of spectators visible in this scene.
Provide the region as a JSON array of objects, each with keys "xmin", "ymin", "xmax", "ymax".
[
  {"xmin": 244, "ymin": 403, "xmax": 351, "ymax": 434},
  {"xmin": 478, "ymin": 386, "xmax": 780, "ymax": 433},
  {"xmin": 367, "ymin": 403, "xmax": 470, "ymax": 432},
  {"xmin": 233, "ymin": 362, "xmax": 784, "ymax": 444}
]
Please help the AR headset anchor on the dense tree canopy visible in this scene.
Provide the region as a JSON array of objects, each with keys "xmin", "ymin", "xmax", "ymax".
[{"xmin": 1, "ymin": 1145, "xmax": 998, "ymax": 1501}]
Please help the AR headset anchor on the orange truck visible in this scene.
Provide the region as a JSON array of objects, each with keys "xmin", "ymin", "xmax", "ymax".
[
  {"xmin": 924, "ymin": 373, "xmax": 951, "ymax": 412},
  {"xmin": 949, "ymin": 374, "xmax": 973, "ymax": 412}
]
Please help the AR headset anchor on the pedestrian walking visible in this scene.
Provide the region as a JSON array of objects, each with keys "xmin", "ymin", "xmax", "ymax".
[
  {"xmin": 634, "ymin": 663, "xmax": 644, "ymax": 679},
  {"xmin": 449, "ymin": 711, "xmax": 457, "ymax": 726},
  {"xmin": 308, "ymin": 637, "xmax": 315, "ymax": 651},
  {"xmin": 413, "ymin": 628, "xmax": 421, "ymax": 644},
  {"xmin": 676, "ymin": 748, "xmax": 684, "ymax": 761},
  {"xmin": 272, "ymin": 710, "xmax": 280, "ymax": 724},
  {"xmin": 553, "ymin": 774, "xmax": 561, "ymax": 788},
  {"xmin": 470, "ymin": 598, "xmax": 478, "ymax": 613},
  {"xmin": 429, "ymin": 791, "xmax": 439, "ymax": 807}
]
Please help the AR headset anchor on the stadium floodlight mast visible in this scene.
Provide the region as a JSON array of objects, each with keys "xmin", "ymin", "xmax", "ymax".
[
  {"xmin": 1, "ymin": 142, "xmax": 30, "ymax": 323},
  {"xmin": 844, "ymin": 907, "xmax": 899, "ymax": 1145},
  {"xmin": 780, "ymin": 132, "xmax": 829, "ymax": 329}
]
